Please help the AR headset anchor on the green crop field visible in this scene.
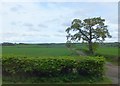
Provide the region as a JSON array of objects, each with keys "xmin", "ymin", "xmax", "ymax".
[
  {"xmin": 96, "ymin": 47, "xmax": 119, "ymax": 57},
  {"xmin": 1, "ymin": 44, "xmax": 119, "ymax": 58},
  {"xmin": 1, "ymin": 43, "xmax": 119, "ymax": 65},
  {"xmin": 1, "ymin": 43, "xmax": 119, "ymax": 84},
  {"xmin": 1, "ymin": 45, "xmax": 74, "ymax": 57}
]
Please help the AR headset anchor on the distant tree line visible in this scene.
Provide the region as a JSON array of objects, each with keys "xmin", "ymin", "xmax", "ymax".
[
  {"xmin": 1, "ymin": 42, "xmax": 16, "ymax": 46},
  {"xmin": 101, "ymin": 42, "xmax": 120, "ymax": 48},
  {"xmin": 0, "ymin": 42, "xmax": 27, "ymax": 46},
  {"xmin": 0, "ymin": 42, "xmax": 120, "ymax": 48}
]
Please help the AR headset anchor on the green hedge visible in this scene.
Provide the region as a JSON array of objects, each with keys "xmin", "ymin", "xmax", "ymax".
[{"xmin": 2, "ymin": 56, "xmax": 105, "ymax": 77}]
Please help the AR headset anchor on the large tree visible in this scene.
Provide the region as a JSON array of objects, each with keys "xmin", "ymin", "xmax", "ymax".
[{"xmin": 66, "ymin": 17, "xmax": 111, "ymax": 54}]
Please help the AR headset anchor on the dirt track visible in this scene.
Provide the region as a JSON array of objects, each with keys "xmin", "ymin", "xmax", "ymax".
[
  {"xmin": 105, "ymin": 62, "xmax": 119, "ymax": 84},
  {"xmin": 0, "ymin": 62, "xmax": 1, "ymax": 77}
]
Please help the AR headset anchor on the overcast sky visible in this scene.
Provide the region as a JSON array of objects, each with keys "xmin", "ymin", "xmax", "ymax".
[{"xmin": 0, "ymin": 1, "xmax": 118, "ymax": 43}]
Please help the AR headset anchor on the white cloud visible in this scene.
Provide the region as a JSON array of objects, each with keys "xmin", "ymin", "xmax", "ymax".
[
  {"xmin": 1, "ymin": 0, "xmax": 119, "ymax": 2},
  {"xmin": 1, "ymin": 2, "xmax": 118, "ymax": 43}
]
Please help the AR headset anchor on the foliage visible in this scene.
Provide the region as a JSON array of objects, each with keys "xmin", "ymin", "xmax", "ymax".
[
  {"xmin": 77, "ymin": 57, "xmax": 105, "ymax": 77},
  {"xmin": 3, "ymin": 74, "xmax": 112, "ymax": 84},
  {"xmin": 65, "ymin": 17, "xmax": 111, "ymax": 54},
  {"xmin": 92, "ymin": 42, "xmax": 99, "ymax": 53},
  {"xmin": 1, "ymin": 42, "xmax": 16, "ymax": 46},
  {"xmin": 65, "ymin": 41, "xmax": 73, "ymax": 48},
  {"xmin": 3, "ymin": 56, "xmax": 105, "ymax": 78}
]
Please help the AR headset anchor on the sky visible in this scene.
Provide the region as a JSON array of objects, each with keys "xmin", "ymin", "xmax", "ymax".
[{"xmin": 0, "ymin": 0, "xmax": 118, "ymax": 43}]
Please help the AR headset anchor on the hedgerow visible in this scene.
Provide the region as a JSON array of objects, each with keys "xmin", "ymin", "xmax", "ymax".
[{"xmin": 2, "ymin": 56, "xmax": 105, "ymax": 78}]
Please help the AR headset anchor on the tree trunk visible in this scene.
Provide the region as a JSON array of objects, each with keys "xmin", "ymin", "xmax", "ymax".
[
  {"xmin": 89, "ymin": 26, "xmax": 93, "ymax": 54},
  {"xmin": 89, "ymin": 41, "xmax": 93, "ymax": 54}
]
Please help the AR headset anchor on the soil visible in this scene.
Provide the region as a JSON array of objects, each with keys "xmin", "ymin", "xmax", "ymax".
[
  {"xmin": 0, "ymin": 62, "xmax": 1, "ymax": 77},
  {"xmin": 105, "ymin": 62, "xmax": 119, "ymax": 84}
]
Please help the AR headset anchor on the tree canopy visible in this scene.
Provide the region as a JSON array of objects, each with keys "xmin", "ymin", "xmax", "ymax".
[{"xmin": 65, "ymin": 17, "xmax": 112, "ymax": 54}]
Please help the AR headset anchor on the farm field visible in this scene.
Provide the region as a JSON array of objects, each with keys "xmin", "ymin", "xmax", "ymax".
[
  {"xmin": 1, "ymin": 44, "xmax": 119, "ymax": 58},
  {"xmin": 2, "ymin": 45, "xmax": 73, "ymax": 57},
  {"xmin": 1, "ymin": 43, "xmax": 119, "ymax": 84},
  {"xmin": 1, "ymin": 1, "xmax": 119, "ymax": 85},
  {"xmin": 96, "ymin": 47, "xmax": 119, "ymax": 57}
]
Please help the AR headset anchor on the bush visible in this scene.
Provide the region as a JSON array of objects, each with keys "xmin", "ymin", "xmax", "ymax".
[
  {"xmin": 77, "ymin": 57, "xmax": 105, "ymax": 77},
  {"xmin": 2, "ymin": 56, "xmax": 105, "ymax": 78}
]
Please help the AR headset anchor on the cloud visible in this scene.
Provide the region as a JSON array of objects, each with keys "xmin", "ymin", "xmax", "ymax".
[
  {"xmin": 21, "ymin": 33, "xmax": 50, "ymax": 37},
  {"xmin": 62, "ymin": 22, "xmax": 71, "ymax": 27},
  {"xmin": 46, "ymin": 18, "xmax": 59, "ymax": 23},
  {"xmin": 2, "ymin": 32, "xmax": 18, "ymax": 37},
  {"xmin": 2, "ymin": 0, "xmax": 119, "ymax": 3},
  {"xmin": 57, "ymin": 30, "xmax": 64, "ymax": 33},
  {"xmin": 23, "ymin": 23, "xmax": 34, "ymax": 27},
  {"xmin": 38, "ymin": 24, "xmax": 47, "ymax": 28},
  {"xmin": 54, "ymin": 34, "xmax": 66, "ymax": 37},
  {"xmin": 11, "ymin": 22, "xmax": 17, "ymax": 25},
  {"xmin": 1, "ymin": 2, "xmax": 118, "ymax": 43},
  {"xmin": 10, "ymin": 4, "xmax": 23, "ymax": 12}
]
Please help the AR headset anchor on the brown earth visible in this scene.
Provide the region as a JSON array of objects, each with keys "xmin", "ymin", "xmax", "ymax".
[{"xmin": 105, "ymin": 62, "xmax": 119, "ymax": 84}]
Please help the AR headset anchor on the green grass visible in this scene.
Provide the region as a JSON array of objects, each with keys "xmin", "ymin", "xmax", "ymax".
[
  {"xmin": 1, "ymin": 44, "xmax": 115, "ymax": 84},
  {"xmin": 2, "ymin": 46, "xmax": 75, "ymax": 57},
  {"xmin": 95, "ymin": 46, "xmax": 119, "ymax": 57},
  {"xmin": 2, "ymin": 44, "xmax": 119, "ymax": 65},
  {"xmin": 95, "ymin": 46, "xmax": 119, "ymax": 65},
  {"xmin": 2, "ymin": 45, "xmax": 119, "ymax": 58},
  {"xmin": 74, "ymin": 43, "xmax": 119, "ymax": 57},
  {"xmin": 2, "ymin": 75, "xmax": 112, "ymax": 84}
]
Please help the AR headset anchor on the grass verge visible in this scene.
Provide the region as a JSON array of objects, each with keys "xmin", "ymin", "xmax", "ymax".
[{"xmin": 2, "ymin": 75, "xmax": 112, "ymax": 84}]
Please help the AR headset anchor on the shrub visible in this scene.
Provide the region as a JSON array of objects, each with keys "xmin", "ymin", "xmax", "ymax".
[
  {"xmin": 2, "ymin": 56, "xmax": 105, "ymax": 78},
  {"xmin": 77, "ymin": 57, "xmax": 105, "ymax": 77}
]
